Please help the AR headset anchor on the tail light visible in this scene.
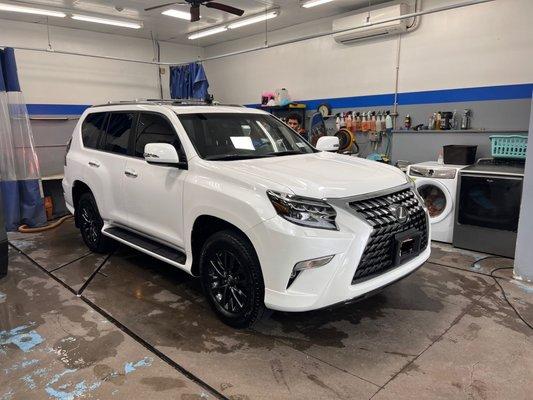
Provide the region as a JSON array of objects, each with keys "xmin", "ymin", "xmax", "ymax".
[{"xmin": 64, "ymin": 137, "xmax": 72, "ymax": 166}]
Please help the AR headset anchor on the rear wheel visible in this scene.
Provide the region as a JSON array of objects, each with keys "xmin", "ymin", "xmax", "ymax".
[
  {"xmin": 77, "ymin": 192, "xmax": 113, "ymax": 253},
  {"xmin": 200, "ymin": 230, "xmax": 267, "ymax": 328}
]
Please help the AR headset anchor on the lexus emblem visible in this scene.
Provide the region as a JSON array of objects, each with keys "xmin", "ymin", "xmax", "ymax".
[{"xmin": 389, "ymin": 204, "xmax": 409, "ymax": 223}]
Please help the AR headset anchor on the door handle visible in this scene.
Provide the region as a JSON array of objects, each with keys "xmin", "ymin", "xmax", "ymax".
[
  {"xmin": 124, "ymin": 169, "xmax": 138, "ymax": 178},
  {"xmin": 88, "ymin": 161, "xmax": 100, "ymax": 168}
]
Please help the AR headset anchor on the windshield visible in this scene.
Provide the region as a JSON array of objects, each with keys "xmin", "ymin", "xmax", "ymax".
[{"xmin": 177, "ymin": 113, "xmax": 315, "ymax": 160}]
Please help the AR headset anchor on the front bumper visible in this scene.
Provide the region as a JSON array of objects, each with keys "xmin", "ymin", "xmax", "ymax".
[{"xmin": 246, "ymin": 186, "xmax": 431, "ymax": 312}]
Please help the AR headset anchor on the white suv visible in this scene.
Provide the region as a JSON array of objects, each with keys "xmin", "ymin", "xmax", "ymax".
[{"xmin": 63, "ymin": 101, "xmax": 430, "ymax": 328}]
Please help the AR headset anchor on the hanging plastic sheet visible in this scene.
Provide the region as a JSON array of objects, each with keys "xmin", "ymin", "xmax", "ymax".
[
  {"xmin": 0, "ymin": 48, "xmax": 46, "ymax": 231},
  {"xmin": 169, "ymin": 62, "xmax": 209, "ymax": 100}
]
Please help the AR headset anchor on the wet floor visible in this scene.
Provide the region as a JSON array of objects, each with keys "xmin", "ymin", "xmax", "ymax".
[{"xmin": 1, "ymin": 220, "xmax": 532, "ymax": 399}]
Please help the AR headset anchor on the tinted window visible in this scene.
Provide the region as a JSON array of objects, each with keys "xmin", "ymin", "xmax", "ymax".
[
  {"xmin": 104, "ymin": 113, "xmax": 135, "ymax": 155},
  {"xmin": 82, "ymin": 112, "xmax": 107, "ymax": 149},
  {"xmin": 135, "ymin": 113, "xmax": 181, "ymax": 157}
]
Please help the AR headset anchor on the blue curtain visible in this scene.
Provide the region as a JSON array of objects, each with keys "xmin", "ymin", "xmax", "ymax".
[
  {"xmin": 169, "ymin": 62, "xmax": 209, "ymax": 100},
  {"xmin": 0, "ymin": 48, "xmax": 46, "ymax": 231}
]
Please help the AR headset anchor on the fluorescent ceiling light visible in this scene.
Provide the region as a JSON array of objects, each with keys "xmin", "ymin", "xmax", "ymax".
[
  {"xmin": 228, "ymin": 11, "xmax": 278, "ymax": 29},
  {"xmin": 71, "ymin": 14, "xmax": 142, "ymax": 29},
  {"xmin": 161, "ymin": 9, "xmax": 191, "ymax": 21},
  {"xmin": 302, "ymin": 0, "xmax": 334, "ymax": 8},
  {"xmin": 188, "ymin": 26, "xmax": 227, "ymax": 40},
  {"xmin": 0, "ymin": 3, "xmax": 66, "ymax": 17}
]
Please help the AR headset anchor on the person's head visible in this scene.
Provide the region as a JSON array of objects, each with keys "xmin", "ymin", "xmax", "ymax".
[{"xmin": 286, "ymin": 113, "xmax": 302, "ymax": 131}]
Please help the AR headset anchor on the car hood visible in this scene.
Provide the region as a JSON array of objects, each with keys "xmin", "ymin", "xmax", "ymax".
[{"xmin": 219, "ymin": 151, "xmax": 408, "ymax": 199}]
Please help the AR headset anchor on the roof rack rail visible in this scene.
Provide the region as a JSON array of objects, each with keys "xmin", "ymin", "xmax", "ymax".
[{"xmin": 91, "ymin": 98, "xmax": 246, "ymax": 108}]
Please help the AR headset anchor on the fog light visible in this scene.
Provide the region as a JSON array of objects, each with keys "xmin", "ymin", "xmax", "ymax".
[{"xmin": 291, "ymin": 255, "xmax": 334, "ymax": 277}]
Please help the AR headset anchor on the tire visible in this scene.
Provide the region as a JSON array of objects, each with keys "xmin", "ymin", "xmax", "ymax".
[
  {"xmin": 199, "ymin": 230, "xmax": 268, "ymax": 329},
  {"xmin": 77, "ymin": 192, "xmax": 113, "ymax": 253}
]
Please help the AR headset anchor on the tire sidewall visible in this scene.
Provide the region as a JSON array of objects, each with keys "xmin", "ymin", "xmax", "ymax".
[
  {"xmin": 199, "ymin": 230, "xmax": 265, "ymax": 329},
  {"xmin": 78, "ymin": 193, "xmax": 106, "ymax": 253}
]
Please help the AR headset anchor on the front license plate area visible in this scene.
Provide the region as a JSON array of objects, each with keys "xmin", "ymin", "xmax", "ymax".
[{"xmin": 394, "ymin": 229, "xmax": 422, "ymax": 266}]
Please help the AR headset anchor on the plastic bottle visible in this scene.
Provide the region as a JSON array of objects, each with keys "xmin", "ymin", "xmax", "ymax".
[
  {"xmin": 428, "ymin": 113, "xmax": 435, "ymax": 130},
  {"xmin": 361, "ymin": 112, "xmax": 367, "ymax": 132},
  {"xmin": 335, "ymin": 114, "xmax": 341, "ymax": 131},
  {"xmin": 437, "ymin": 150, "xmax": 444, "ymax": 164},
  {"xmin": 355, "ymin": 112, "xmax": 362, "ymax": 132},
  {"xmin": 370, "ymin": 111, "xmax": 377, "ymax": 132},
  {"xmin": 435, "ymin": 112, "xmax": 442, "ymax": 130},
  {"xmin": 452, "ymin": 110, "xmax": 459, "ymax": 130},
  {"xmin": 385, "ymin": 111, "xmax": 393, "ymax": 130},
  {"xmin": 404, "ymin": 114, "xmax": 411, "ymax": 130}
]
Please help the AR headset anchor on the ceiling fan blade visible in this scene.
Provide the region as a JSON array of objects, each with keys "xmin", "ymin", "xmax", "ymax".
[
  {"xmin": 144, "ymin": 2, "xmax": 180, "ymax": 12},
  {"xmin": 205, "ymin": 2, "xmax": 244, "ymax": 17},
  {"xmin": 190, "ymin": 4, "xmax": 200, "ymax": 22}
]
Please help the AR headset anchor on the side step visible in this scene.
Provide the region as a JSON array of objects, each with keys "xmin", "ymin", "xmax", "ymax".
[{"xmin": 102, "ymin": 227, "xmax": 186, "ymax": 266}]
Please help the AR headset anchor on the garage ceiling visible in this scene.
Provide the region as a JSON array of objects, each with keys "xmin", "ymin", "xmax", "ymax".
[{"xmin": 0, "ymin": 0, "xmax": 392, "ymax": 46}]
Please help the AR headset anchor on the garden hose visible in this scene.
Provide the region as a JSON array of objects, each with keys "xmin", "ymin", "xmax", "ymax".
[{"xmin": 18, "ymin": 215, "xmax": 73, "ymax": 233}]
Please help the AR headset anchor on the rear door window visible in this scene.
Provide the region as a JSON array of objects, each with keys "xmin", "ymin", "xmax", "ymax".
[
  {"xmin": 134, "ymin": 113, "xmax": 182, "ymax": 158},
  {"xmin": 81, "ymin": 112, "xmax": 107, "ymax": 149},
  {"xmin": 104, "ymin": 112, "xmax": 135, "ymax": 155}
]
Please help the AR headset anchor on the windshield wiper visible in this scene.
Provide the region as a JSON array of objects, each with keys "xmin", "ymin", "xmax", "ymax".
[
  {"xmin": 205, "ymin": 154, "xmax": 274, "ymax": 161},
  {"xmin": 267, "ymin": 150, "xmax": 304, "ymax": 157}
]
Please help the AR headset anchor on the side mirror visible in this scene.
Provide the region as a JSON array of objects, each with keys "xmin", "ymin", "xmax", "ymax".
[
  {"xmin": 316, "ymin": 136, "xmax": 340, "ymax": 152},
  {"xmin": 144, "ymin": 143, "xmax": 187, "ymax": 169}
]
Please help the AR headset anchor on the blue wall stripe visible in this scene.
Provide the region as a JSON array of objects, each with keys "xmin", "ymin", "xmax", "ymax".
[
  {"xmin": 247, "ymin": 83, "xmax": 533, "ymax": 110},
  {"xmin": 24, "ymin": 83, "xmax": 533, "ymax": 116},
  {"xmin": 27, "ymin": 104, "xmax": 90, "ymax": 116}
]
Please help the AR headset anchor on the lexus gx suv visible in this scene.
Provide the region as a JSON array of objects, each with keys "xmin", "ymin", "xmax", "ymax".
[{"xmin": 63, "ymin": 101, "xmax": 430, "ymax": 328}]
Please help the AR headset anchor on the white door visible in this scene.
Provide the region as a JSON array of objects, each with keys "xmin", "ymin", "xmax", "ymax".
[
  {"xmin": 122, "ymin": 112, "xmax": 187, "ymax": 248},
  {"xmin": 83, "ymin": 111, "xmax": 134, "ymax": 225},
  {"xmin": 414, "ymin": 178, "xmax": 453, "ymax": 223}
]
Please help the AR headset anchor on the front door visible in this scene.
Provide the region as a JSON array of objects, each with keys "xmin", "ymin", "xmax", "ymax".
[{"xmin": 123, "ymin": 112, "xmax": 187, "ymax": 249}]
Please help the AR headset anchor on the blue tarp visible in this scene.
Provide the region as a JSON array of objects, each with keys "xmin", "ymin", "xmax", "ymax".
[
  {"xmin": 170, "ymin": 62, "xmax": 209, "ymax": 100},
  {"xmin": 0, "ymin": 48, "xmax": 46, "ymax": 231}
]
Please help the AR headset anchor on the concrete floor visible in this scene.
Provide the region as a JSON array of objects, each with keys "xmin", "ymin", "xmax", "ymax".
[{"xmin": 1, "ymin": 220, "xmax": 532, "ymax": 399}]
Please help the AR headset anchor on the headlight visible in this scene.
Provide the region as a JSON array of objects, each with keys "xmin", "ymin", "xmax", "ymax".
[{"xmin": 267, "ymin": 190, "xmax": 337, "ymax": 230}]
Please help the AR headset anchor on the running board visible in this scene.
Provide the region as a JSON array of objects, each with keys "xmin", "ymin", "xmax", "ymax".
[{"xmin": 102, "ymin": 227, "xmax": 186, "ymax": 267}]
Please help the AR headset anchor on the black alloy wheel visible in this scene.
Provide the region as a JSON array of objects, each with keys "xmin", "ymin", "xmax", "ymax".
[
  {"xmin": 206, "ymin": 250, "xmax": 251, "ymax": 315},
  {"xmin": 77, "ymin": 192, "xmax": 113, "ymax": 253},
  {"xmin": 200, "ymin": 230, "xmax": 267, "ymax": 328}
]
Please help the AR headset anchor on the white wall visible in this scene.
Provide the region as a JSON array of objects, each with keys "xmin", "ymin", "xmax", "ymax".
[
  {"xmin": 0, "ymin": 18, "xmax": 204, "ymax": 105},
  {"xmin": 203, "ymin": 0, "xmax": 533, "ymax": 104}
]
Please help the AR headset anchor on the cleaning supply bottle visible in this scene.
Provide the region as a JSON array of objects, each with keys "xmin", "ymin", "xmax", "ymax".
[
  {"xmin": 370, "ymin": 111, "xmax": 377, "ymax": 132},
  {"xmin": 335, "ymin": 114, "xmax": 341, "ymax": 131},
  {"xmin": 385, "ymin": 111, "xmax": 393, "ymax": 130},
  {"xmin": 355, "ymin": 112, "xmax": 362, "ymax": 132},
  {"xmin": 404, "ymin": 114, "xmax": 411, "ymax": 130},
  {"xmin": 361, "ymin": 112, "xmax": 367, "ymax": 132},
  {"xmin": 435, "ymin": 112, "xmax": 442, "ymax": 130}
]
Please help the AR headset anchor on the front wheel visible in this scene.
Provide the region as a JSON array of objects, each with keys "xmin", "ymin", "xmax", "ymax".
[{"xmin": 199, "ymin": 230, "xmax": 267, "ymax": 329}]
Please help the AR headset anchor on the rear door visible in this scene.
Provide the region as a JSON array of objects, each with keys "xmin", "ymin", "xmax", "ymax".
[
  {"xmin": 89, "ymin": 111, "xmax": 135, "ymax": 225},
  {"xmin": 123, "ymin": 112, "xmax": 187, "ymax": 248}
]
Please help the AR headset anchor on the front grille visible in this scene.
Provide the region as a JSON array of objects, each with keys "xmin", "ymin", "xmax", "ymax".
[{"xmin": 349, "ymin": 188, "xmax": 428, "ymax": 284}]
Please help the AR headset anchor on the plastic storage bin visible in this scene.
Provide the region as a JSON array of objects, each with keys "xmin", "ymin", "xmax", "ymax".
[
  {"xmin": 443, "ymin": 145, "xmax": 477, "ymax": 165},
  {"xmin": 489, "ymin": 135, "xmax": 527, "ymax": 159}
]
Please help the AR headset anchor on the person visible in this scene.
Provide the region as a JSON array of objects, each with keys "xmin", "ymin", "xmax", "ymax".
[{"xmin": 286, "ymin": 113, "xmax": 307, "ymax": 140}]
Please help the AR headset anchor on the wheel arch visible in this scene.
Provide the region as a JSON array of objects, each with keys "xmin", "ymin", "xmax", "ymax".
[
  {"xmin": 190, "ymin": 214, "xmax": 257, "ymax": 277},
  {"xmin": 72, "ymin": 180, "xmax": 93, "ymax": 227}
]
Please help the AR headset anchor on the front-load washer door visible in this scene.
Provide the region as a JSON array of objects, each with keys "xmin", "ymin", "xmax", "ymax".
[{"xmin": 414, "ymin": 179, "xmax": 453, "ymax": 224}]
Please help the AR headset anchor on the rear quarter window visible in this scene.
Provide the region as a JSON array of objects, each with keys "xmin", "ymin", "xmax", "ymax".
[{"xmin": 81, "ymin": 112, "xmax": 107, "ymax": 149}]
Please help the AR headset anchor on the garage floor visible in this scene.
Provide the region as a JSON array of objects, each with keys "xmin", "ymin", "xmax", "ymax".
[{"xmin": 1, "ymin": 220, "xmax": 532, "ymax": 400}]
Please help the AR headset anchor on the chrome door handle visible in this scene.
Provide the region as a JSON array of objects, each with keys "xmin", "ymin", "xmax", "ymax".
[
  {"xmin": 88, "ymin": 161, "xmax": 100, "ymax": 168},
  {"xmin": 124, "ymin": 169, "xmax": 138, "ymax": 178}
]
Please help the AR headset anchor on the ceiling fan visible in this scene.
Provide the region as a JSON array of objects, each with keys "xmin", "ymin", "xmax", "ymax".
[{"xmin": 145, "ymin": 1, "xmax": 245, "ymax": 22}]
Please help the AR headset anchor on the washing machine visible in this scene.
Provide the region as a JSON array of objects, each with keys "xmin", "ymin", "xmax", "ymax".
[{"xmin": 407, "ymin": 162, "xmax": 466, "ymax": 243}]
